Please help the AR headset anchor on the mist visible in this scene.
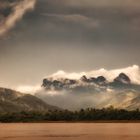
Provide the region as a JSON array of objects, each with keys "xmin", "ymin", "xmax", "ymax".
[{"xmin": 35, "ymin": 88, "xmax": 138, "ymax": 110}]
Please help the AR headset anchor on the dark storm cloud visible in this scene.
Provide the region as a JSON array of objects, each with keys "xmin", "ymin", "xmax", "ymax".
[
  {"xmin": 1, "ymin": 0, "xmax": 140, "ymax": 44},
  {"xmin": 0, "ymin": 0, "xmax": 36, "ymax": 36},
  {"xmin": 21, "ymin": 0, "xmax": 140, "ymax": 46}
]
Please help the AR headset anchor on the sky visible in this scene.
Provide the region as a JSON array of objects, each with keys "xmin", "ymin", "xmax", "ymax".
[{"xmin": 0, "ymin": 0, "xmax": 140, "ymax": 90}]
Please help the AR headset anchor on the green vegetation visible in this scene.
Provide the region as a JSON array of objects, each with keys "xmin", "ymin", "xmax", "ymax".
[{"xmin": 0, "ymin": 107, "xmax": 140, "ymax": 122}]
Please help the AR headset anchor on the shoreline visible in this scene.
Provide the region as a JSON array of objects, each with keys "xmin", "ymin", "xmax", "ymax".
[{"xmin": 1, "ymin": 120, "xmax": 140, "ymax": 123}]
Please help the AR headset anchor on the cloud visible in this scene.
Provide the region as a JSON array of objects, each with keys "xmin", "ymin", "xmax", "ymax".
[
  {"xmin": 49, "ymin": 65, "xmax": 140, "ymax": 84},
  {"xmin": 16, "ymin": 85, "xmax": 41, "ymax": 94},
  {"xmin": 42, "ymin": 13, "xmax": 99, "ymax": 29},
  {"xmin": 0, "ymin": 0, "xmax": 36, "ymax": 36},
  {"xmin": 36, "ymin": 86, "xmax": 139, "ymax": 110}
]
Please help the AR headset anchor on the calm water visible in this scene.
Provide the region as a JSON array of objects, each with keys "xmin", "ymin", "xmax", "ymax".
[{"xmin": 0, "ymin": 123, "xmax": 139, "ymax": 140}]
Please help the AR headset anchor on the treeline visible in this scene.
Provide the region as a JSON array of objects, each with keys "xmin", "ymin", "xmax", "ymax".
[{"xmin": 0, "ymin": 107, "xmax": 140, "ymax": 122}]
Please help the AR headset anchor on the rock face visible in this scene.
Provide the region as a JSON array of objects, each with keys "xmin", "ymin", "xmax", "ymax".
[
  {"xmin": 91, "ymin": 76, "xmax": 107, "ymax": 85},
  {"xmin": 80, "ymin": 75, "xmax": 89, "ymax": 82},
  {"xmin": 114, "ymin": 73, "xmax": 131, "ymax": 84},
  {"xmin": 0, "ymin": 88, "xmax": 58, "ymax": 113},
  {"xmin": 42, "ymin": 78, "xmax": 77, "ymax": 90},
  {"xmin": 80, "ymin": 75, "xmax": 107, "ymax": 85}
]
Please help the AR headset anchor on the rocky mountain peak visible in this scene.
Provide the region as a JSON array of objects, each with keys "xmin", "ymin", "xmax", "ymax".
[
  {"xmin": 42, "ymin": 73, "xmax": 133, "ymax": 91},
  {"xmin": 114, "ymin": 73, "xmax": 131, "ymax": 84},
  {"xmin": 80, "ymin": 75, "xmax": 88, "ymax": 82}
]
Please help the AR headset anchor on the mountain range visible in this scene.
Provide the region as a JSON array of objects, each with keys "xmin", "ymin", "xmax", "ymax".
[
  {"xmin": 0, "ymin": 88, "xmax": 58, "ymax": 113},
  {"xmin": 42, "ymin": 73, "xmax": 140, "ymax": 93},
  {"xmin": 0, "ymin": 73, "xmax": 140, "ymax": 112}
]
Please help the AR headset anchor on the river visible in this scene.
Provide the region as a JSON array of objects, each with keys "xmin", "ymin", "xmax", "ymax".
[{"xmin": 0, "ymin": 123, "xmax": 139, "ymax": 140}]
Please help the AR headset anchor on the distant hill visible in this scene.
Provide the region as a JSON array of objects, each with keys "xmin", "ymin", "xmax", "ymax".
[{"xmin": 0, "ymin": 88, "xmax": 59, "ymax": 113}]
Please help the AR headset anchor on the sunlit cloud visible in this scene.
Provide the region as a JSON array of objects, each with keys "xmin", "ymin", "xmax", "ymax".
[
  {"xmin": 42, "ymin": 13, "xmax": 99, "ymax": 29},
  {"xmin": 49, "ymin": 65, "xmax": 140, "ymax": 84},
  {"xmin": 16, "ymin": 85, "xmax": 41, "ymax": 94}
]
